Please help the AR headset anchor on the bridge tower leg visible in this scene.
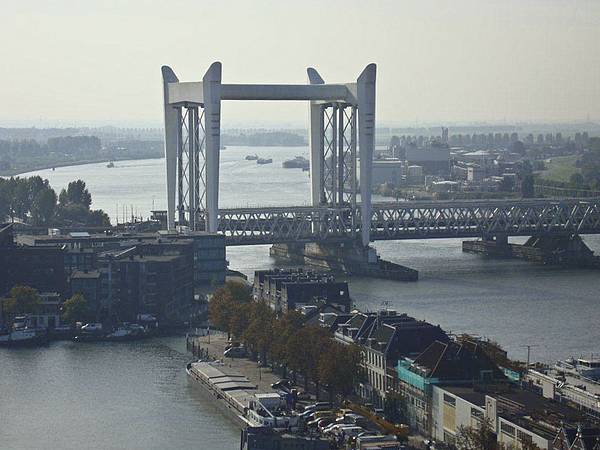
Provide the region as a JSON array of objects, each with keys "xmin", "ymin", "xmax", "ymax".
[
  {"xmin": 357, "ymin": 64, "xmax": 376, "ymax": 247},
  {"xmin": 161, "ymin": 66, "xmax": 179, "ymax": 230},
  {"xmin": 308, "ymin": 68, "xmax": 324, "ymax": 208},
  {"xmin": 202, "ymin": 62, "xmax": 222, "ymax": 233}
]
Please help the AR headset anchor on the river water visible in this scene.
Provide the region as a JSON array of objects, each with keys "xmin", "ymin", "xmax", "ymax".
[{"xmin": 4, "ymin": 146, "xmax": 599, "ymax": 449}]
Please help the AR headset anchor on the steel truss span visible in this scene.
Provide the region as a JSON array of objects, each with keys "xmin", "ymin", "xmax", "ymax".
[{"xmin": 217, "ymin": 198, "xmax": 600, "ymax": 245}]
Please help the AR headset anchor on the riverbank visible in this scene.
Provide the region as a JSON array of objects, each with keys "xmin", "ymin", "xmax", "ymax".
[{"xmin": 1, "ymin": 155, "xmax": 164, "ymax": 177}]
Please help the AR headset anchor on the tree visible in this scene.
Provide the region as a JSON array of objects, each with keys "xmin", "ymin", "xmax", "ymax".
[
  {"xmin": 318, "ymin": 342, "xmax": 363, "ymax": 401},
  {"xmin": 0, "ymin": 178, "xmax": 10, "ymax": 221},
  {"xmin": 64, "ymin": 180, "xmax": 92, "ymax": 209},
  {"xmin": 3, "ymin": 285, "xmax": 41, "ymax": 315},
  {"xmin": 499, "ymin": 177, "xmax": 515, "ymax": 192},
  {"xmin": 270, "ymin": 310, "xmax": 305, "ymax": 376},
  {"xmin": 569, "ymin": 172, "xmax": 585, "ymax": 187},
  {"xmin": 521, "ymin": 174, "xmax": 535, "ymax": 198},
  {"xmin": 208, "ymin": 288, "xmax": 236, "ymax": 337},
  {"xmin": 455, "ymin": 418, "xmax": 497, "ymax": 450},
  {"xmin": 243, "ymin": 301, "xmax": 275, "ymax": 364},
  {"xmin": 223, "ymin": 280, "xmax": 252, "ymax": 303},
  {"xmin": 87, "ymin": 209, "xmax": 111, "ymax": 226},
  {"xmin": 229, "ymin": 302, "xmax": 251, "ymax": 340},
  {"xmin": 285, "ymin": 325, "xmax": 331, "ymax": 392},
  {"xmin": 30, "ymin": 188, "xmax": 57, "ymax": 225},
  {"xmin": 62, "ymin": 294, "xmax": 91, "ymax": 324},
  {"xmin": 520, "ymin": 160, "xmax": 535, "ymax": 198},
  {"xmin": 208, "ymin": 281, "xmax": 252, "ymax": 337}
]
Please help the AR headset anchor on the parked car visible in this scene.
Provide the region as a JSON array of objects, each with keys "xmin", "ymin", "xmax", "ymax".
[
  {"xmin": 225, "ymin": 341, "xmax": 240, "ymax": 351},
  {"xmin": 81, "ymin": 323, "xmax": 103, "ymax": 333},
  {"xmin": 300, "ymin": 405, "xmax": 332, "ymax": 419},
  {"xmin": 223, "ymin": 346, "xmax": 247, "ymax": 358},
  {"xmin": 307, "ymin": 413, "xmax": 334, "ymax": 427},
  {"xmin": 271, "ymin": 379, "xmax": 292, "ymax": 390},
  {"xmin": 317, "ymin": 418, "xmax": 335, "ymax": 431},
  {"xmin": 335, "ymin": 413, "xmax": 365, "ymax": 424},
  {"xmin": 303, "ymin": 402, "xmax": 331, "ymax": 412}
]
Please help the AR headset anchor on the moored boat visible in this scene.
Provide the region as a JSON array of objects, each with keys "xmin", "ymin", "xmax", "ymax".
[
  {"xmin": 0, "ymin": 316, "xmax": 49, "ymax": 347},
  {"xmin": 555, "ymin": 356, "xmax": 600, "ymax": 380},
  {"xmin": 245, "ymin": 154, "xmax": 259, "ymax": 161},
  {"xmin": 257, "ymin": 158, "xmax": 272, "ymax": 165}
]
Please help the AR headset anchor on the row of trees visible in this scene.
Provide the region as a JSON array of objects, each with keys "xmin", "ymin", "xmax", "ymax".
[
  {"xmin": 208, "ymin": 281, "xmax": 363, "ymax": 400},
  {"xmin": 1, "ymin": 285, "xmax": 92, "ymax": 325},
  {"xmin": 0, "ymin": 176, "xmax": 110, "ymax": 226},
  {"xmin": 0, "ymin": 136, "xmax": 101, "ymax": 159}
]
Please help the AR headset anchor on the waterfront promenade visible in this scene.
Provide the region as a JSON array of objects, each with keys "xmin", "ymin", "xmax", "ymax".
[{"xmin": 189, "ymin": 332, "xmax": 282, "ymax": 394}]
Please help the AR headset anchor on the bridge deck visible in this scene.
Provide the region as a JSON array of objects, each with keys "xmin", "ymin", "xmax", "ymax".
[{"xmin": 213, "ymin": 198, "xmax": 600, "ymax": 245}]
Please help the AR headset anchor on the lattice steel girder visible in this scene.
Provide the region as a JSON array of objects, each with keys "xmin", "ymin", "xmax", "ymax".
[
  {"xmin": 173, "ymin": 104, "xmax": 206, "ymax": 230},
  {"xmin": 320, "ymin": 103, "xmax": 357, "ymax": 214},
  {"xmin": 216, "ymin": 199, "xmax": 600, "ymax": 245}
]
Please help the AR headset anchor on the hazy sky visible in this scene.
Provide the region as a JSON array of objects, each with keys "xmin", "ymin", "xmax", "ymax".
[{"xmin": 1, "ymin": 0, "xmax": 599, "ymax": 127}]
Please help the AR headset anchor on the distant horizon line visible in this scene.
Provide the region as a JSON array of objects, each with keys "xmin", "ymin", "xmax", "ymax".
[{"xmin": 1, "ymin": 119, "xmax": 600, "ymax": 131}]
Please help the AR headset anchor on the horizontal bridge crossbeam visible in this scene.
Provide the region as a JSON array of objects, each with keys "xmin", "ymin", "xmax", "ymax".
[
  {"xmin": 168, "ymin": 82, "xmax": 356, "ymax": 105},
  {"xmin": 217, "ymin": 198, "xmax": 600, "ymax": 245}
]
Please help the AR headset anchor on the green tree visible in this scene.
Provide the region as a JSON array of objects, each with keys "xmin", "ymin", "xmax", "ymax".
[
  {"xmin": 64, "ymin": 180, "xmax": 92, "ymax": 209},
  {"xmin": 208, "ymin": 281, "xmax": 252, "ymax": 337},
  {"xmin": 61, "ymin": 294, "xmax": 91, "ymax": 324},
  {"xmin": 208, "ymin": 288, "xmax": 236, "ymax": 337},
  {"xmin": 87, "ymin": 209, "xmax": 111, "ymax": 226},
  {"xmin": 286, "ymin": 325, "xmax": 331, "ymax": 392},
  {"xmin": 30, "ymin": 188, "xmax": 57, "ymax": 225},
  {"xmin": 229, "ymin": 302, "xmax": 251, "ymax": 340},
  {"xmin": 223, "ymin": 280, "xmax": 252, "ymax": 303},
  {"xmin": 0, "ymin": 178, "xmax": 10, "ymax": 221},
  {"xmin": 569, "ymin": 172, "xmax": 586, "ymax": 187},
  {"xmin": 11, "ymin": 178, "xmax": 31, "ymax": 220},
  {"xmin": 318, "ymin": 342, "xmax": 363, "ymax": 401},
  {"xmin": 455, "ymin": 418, "xmax": 498, "ymax": 450},
  {"xmin": 243, "ymin": 301, "xmax": 275, "ymax": 364},
  {"xmin": 3, "ymin": 285, "xmax": 41, "ymax": 315},
  {"xmin": 520, "ymin": 160, "xmax": 535, "ymax": 198},
  {"xmin": 270, "ymin": 310, "xmax": 305, "ymax": 377}
]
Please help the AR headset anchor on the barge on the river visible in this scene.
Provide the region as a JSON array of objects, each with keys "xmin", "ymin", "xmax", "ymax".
[{"xmin": 186, "ymin": 361, "xmax": 257, "ymax": 425}]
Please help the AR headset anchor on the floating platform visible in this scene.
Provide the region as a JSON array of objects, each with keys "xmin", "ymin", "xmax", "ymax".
[
  {"xmin": 270, "ymin": 242, "xmax": 418, "ymax": 281},
  {"xmin": 463, "ymin": 235, "xmax": 600, "ymax": 267}
]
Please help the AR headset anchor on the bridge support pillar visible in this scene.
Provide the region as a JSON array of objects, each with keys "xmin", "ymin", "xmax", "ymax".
[
  {"xmin": 463, "ymin": 235, "xmax": 600, "ymax": 267},
  {"xmin": 269, "ymin": 241, "xmax": 418, "ymax": 281}
]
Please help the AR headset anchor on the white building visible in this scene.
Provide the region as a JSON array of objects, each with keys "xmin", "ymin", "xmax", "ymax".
[{"xmin": 431, "ymin": 385, "xmax": 583, "ymax": 450}]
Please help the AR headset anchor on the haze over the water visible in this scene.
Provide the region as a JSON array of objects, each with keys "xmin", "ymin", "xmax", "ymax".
[{"xmin": 2, "ymin": 0, "xmax": 599, "ymax": 128}]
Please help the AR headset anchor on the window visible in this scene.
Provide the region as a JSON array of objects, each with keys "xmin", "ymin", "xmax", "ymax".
[
  {"xmin": 444, "ymin": 431, "xmax": 456, "ymax": 445},
  {"xmin": 471, "ymin": 408, "xmax": 484, "ymax": 421},
  {"xmin": 517, "ymin": 429, "xmax": 533, "ymax": 444},
  {"xmin": 501, "ymin": 422, "xmax": 515, "ymax": 436},
  {"xmin": 443, "ymin": 394, "xmax": 456, "ymax": 407}
]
